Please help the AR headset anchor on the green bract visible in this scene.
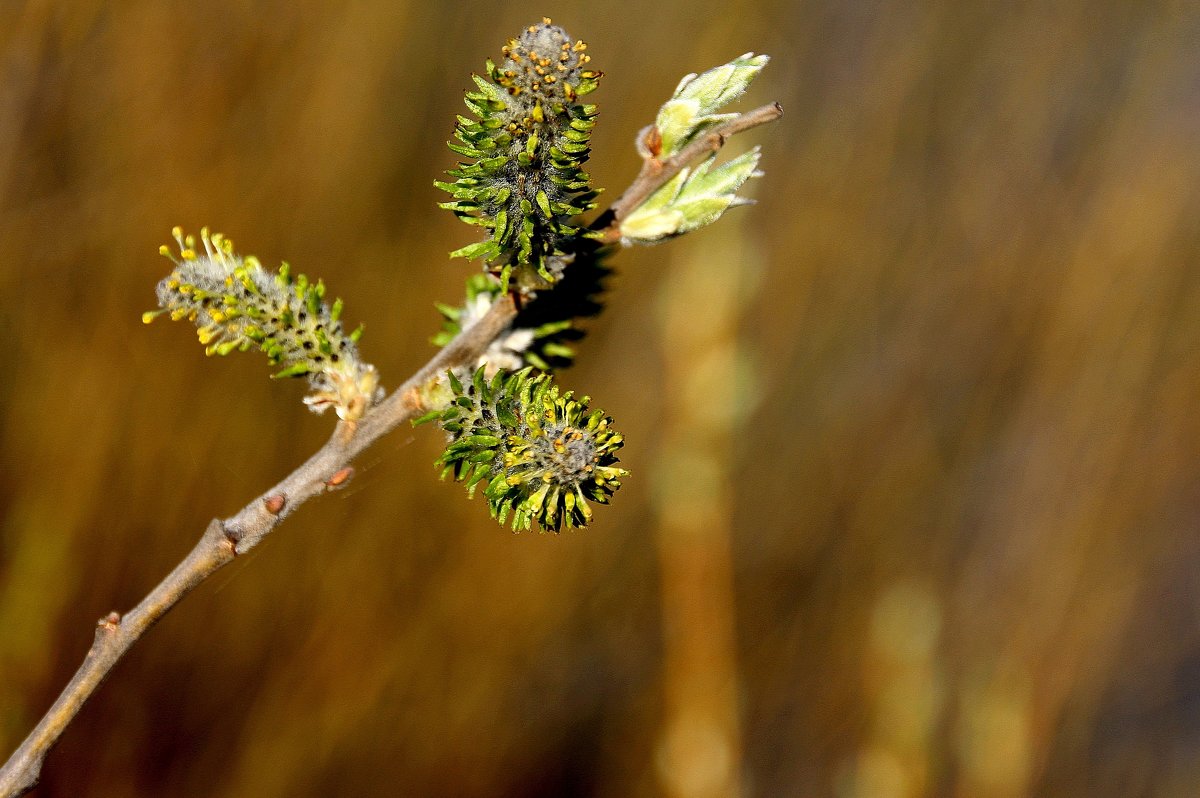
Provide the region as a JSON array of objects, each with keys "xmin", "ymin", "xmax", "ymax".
[
  {"xmin": 432, "ymin": 242, "xmax": 609, "ymax": 376},
  {"xmin": 418, "ymin": 367, "xmax": 627, "ymax": 532},
  {"xmin": 145, "ymin": 228, "xmax": 380, "ymax": 421},
  {"xmin": 437, "ymin": 18, "xmax": 602, "ymax": 293}
]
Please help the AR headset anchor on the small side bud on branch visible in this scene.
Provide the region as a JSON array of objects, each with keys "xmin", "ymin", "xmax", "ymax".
[{"xmin": 325, "ymin": 467, "xmax": 354, "ymax": 489}]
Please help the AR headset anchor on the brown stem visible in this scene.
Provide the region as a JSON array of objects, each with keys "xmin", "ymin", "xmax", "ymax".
[{"xmin": 0, "ymin": 296, "xmax": 517, "ymax": 798}]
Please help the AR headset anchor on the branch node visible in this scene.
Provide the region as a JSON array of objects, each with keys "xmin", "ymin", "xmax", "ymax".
[
  {"xmin": 401, "ymin": 386, "xmax": 424, "ymax": 413},
  {"xmin": 90, "ymin": 612, "xmax": 121, "ymax": 652},
  {"xmin": 637, "ymin": 124, "xmax": 662, "ymax": 160},
  {"xmin": 98, "ymin": 612, "xmax": 121, "ymax": 631},
  {"xmin": 263, "ymin": 494, "xmax": 287, "ymax": 515},
  {"xmin": 220, "ymin": 521, "xmax": 244, "ymax": 549},
  {"xmin": 325, "ymin": 467, "xmax": 355, "ymax": 490}
]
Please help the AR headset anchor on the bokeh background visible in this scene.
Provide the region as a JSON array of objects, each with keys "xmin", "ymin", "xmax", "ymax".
[{"xmin": 3, "ymin": 1, "xmax": 1200, "ymax": 795}]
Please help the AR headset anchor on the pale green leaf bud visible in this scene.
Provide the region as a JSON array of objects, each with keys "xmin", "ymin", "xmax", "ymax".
[
  {"xmin": 655, "ymin": 53, "xmax": 769, "ymax": 156},
  {"xmin": 619, "ymin": 148, "xmax": 762, "ymax": 243}
]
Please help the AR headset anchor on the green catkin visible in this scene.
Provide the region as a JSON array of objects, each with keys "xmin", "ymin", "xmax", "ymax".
[
  {"xmin": 437, "ymin": 18, "xmax": 602, "ymax": 293},
  {"xmin": 146, "ymin": 227, "xmax": 380, "ymax": 421},
  {"xmin": 418, "ymin": 367, "xmax": 626, "ymax": 532}
]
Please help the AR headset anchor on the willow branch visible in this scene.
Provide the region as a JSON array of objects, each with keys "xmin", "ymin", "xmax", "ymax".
[
  {"xmin": 0, "ymin": 98, "xmax": 783, "ymax": 798},
  {"xmin": 0, "ymin": 298, "xmax": 517, "ymax": 798},
  {"xmin": 592, "ymin": 101, "xmax": 784, "ymax": 242}
]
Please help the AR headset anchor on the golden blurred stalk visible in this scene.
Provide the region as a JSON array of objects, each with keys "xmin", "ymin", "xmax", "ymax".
[{"xmin": 653, "ymin": 224, "xmax": 760, "ymax": 798}]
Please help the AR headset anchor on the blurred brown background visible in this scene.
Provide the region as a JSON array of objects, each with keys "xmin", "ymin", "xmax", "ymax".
[{"xmin": 3, "ymin": 0, "xmax": 1200, "ymax": 796}]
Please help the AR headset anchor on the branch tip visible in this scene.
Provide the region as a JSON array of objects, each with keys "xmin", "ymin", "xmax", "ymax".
[{"xmin": 220, "ymin": 522, "xmax": 243, "ymax": 547}]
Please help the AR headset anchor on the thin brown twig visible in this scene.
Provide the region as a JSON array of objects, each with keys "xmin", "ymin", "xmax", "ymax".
[
  {"xmin": 0, "ymin": 298, "xmax": 516, "ymax": 798},
  {"xmin": 0, "ymin": 98, "xmax": 781, "ymax": 798}
]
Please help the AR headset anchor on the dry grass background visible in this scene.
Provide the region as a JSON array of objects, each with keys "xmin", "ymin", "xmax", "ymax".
[{"xmin": 2, "ymin": 1, "xmax": 1200, "ymax": 796}]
